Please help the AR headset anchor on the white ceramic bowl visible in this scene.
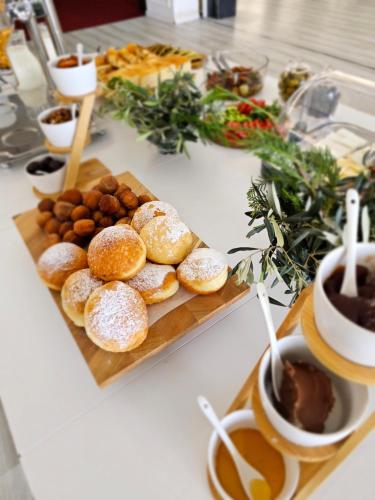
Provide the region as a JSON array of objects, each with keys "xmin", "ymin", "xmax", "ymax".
[
  {"xmin": 207, "ymin": 409, "xmax": 299, "ymax": 500},
  {"xmin": 37, "ymin": 106, "xmax": 77, "ymax": 148},
  {"xmin": 48, "ymin": 54, "xmax": 97, "ymax": 97},
  {"xmin": 25, "ymin": 154, "xmax": 66, "ymax": 194},
  {"xmin": 314, "ymin": 243, "xmax": 375, "ymax": 366},
  {"xmin": 258, "ymin": 336, "xmax": 369, "ymax": 447}
]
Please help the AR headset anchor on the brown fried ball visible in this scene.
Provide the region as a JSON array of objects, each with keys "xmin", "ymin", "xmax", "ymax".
[
  {"xmin": 59, "ymin": 221, "xmax": 74, "ymax": 237},
  {"xmin": 98, "ymin": 175, "xmax": 119, "ymax": 194},
  {"xmin": 114, "ymin": 183, "xmax": 131, "ymax": 200},
  {"xmin": 99, "ymin": 194, "xmax": 120, "ymax": 215},
  {"xmin": 38, "ymin": 198, "xmax": 55, "ymax": 212},
  {"xmin": 120, "ymin": 190, "xmax": 138, "ymax": 209},
  {"xmin": 115, "ymin": 217, "xmax": 131, "ymax": 225},
  {"xmin": 44, "ymin": 217, "xmax": 61, "ymax": 234},
  {"xmin": 53, "ymin": 201, "xmax": 74, "ymax": 222},
  {"xmin": 37, "ymin": 211, "xmax": 53, "ymax": 228},
  {"xmin": 43, "ymin": 233, "xmax": 61, "ymax": 249},
  {"xmin": 92, "ymin": 210, "xmax": 103, "ymax": 223},
  {"xmin": 93, "ymin": 227, "xmax": 104, "ymax": 236},
  {"xmin": 115, "ymin": 206, "xmax": 127, "ymax": 219},
  {"xmin": 82, "ymin": 190, "xmax": 102, "ymax": 210},
  {"xmin": 71, "ymin": 205, "xmax": 90, "ymax": 222},
  {"xmin": 57, "ymin": 188, "xmax": 82, "ymax": 205},
  {"xmin": 73, "ymin": 219, "xmax": 95, "ymax": 237},
  {"xmin": 127, "ymin": 208, "xmax": 137, "ymax": 219},
  {"xmin": 138, "ymin": 194, "xmax": 152, "ymax": 206},
  {"xmin": 98, "ymin": 216, "xmax": 114, "ymax": 228},
  {"xmin": 63, "ymin": 230, "xmax": 85, "ymax": 246}
]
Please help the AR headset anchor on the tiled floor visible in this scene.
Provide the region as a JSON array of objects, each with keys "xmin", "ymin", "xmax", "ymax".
[{"xmin": 2, "ymin": 0, "xmax": 375, "ymax": 497}]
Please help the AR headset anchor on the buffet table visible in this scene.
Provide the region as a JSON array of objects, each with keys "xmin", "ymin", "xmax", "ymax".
[{"xmin": 1, "ymin": 77, "xmax": 374, "ymax": 499}]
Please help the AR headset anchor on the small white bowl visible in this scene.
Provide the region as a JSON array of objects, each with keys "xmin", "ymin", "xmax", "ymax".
[
  {"xmin": 25, "ymin": 154, "xmax": 66, "ymax": 194},
  {"xmin": 258, "ymin": 336, "xmax": 369, "ymax": 447},
  {"xmin": 48, "ymin": 54, "xmax": 97, "ymax": 97},
  {"xmin": 314, "ymin": 243, "xmax": 375, "ymax": 366},
  {"xmin": 37, "ymin": 106, "xmax": 77, "ymax": 148},
  {"xmin": 207, "ymin": 409, "xmax": 299, "ymax": 500}
]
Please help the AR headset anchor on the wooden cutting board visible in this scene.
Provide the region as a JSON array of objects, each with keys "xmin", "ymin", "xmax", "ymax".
[{"xmin": 13, "ymin": 158, "xmax": 249, "ymax": 387}]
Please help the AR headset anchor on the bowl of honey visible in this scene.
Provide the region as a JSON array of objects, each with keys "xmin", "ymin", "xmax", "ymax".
[{"xmin": 207, "ymin": 409, "xmax": 299, "ymax": 500}]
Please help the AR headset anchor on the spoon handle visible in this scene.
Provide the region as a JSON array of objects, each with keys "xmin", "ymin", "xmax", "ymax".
[
  {"xmin": 256, "ymin": 283, "xmax": 283, "ymax": 400},
  {"xmin": 197, "ymin": 396, "xmax": 239, "ymax": 457},
  {"xmin": 77, "ymin": 43, "xmax": 83, "ymax": 66},
  {"xmin": 341, "ymin": 189, "xmax": 359, "ymax": 297}
]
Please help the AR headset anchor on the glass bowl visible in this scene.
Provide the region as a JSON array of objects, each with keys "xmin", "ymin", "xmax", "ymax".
[{"xmin": 205, "ymin": 50, "xmax": 269, "ymax": 97}]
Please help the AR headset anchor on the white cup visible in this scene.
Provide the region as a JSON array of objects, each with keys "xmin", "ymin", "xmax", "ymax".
[
  {"xmin": 258, "ymin": 336, "xmax": 369, "ymax": 447},
  {"xmin": 25, "ymin": 154, "xmax": 66, "ymax": 194},
  {"xmin": 38, "ymin": 106, "xmax": 77, "ymax": 148},
  {"xmin": 207, "ymin": 409, "xmax": 300, "ymax": 500},
  {"xmin": 314, "ymin": 243, "xmax": 375, "ymax": 366},
  {"xmin": 48, "ymin": 55, "xmax": 97, "ymax": 97}
]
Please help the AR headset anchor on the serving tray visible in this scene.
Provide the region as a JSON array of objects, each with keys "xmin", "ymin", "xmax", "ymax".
[
  {"xmin": 208, "ymin": 287, "xmax": 375, "ymax": 499},
  {"xmin": 13, "ymin": 158, "xmax": 249, "ymax": 387}
]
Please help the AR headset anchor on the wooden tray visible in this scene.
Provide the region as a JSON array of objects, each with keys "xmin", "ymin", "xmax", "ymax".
[
  {"xmin": 13, "ymin": 158, "xmax": 249, "ymax": 387},
  {"xmin": 209, "ymin": 287, "xmax": 375, "ymax": 499},
  {"xmin": 301, "ymin": 292, "xmax": 375, "ymax": 386}
]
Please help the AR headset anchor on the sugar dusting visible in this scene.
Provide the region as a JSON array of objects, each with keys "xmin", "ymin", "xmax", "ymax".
[
  {"xmin": 64, "ymin": 269, "xmax": 103, "ymax": 305},
  {"xmin": 87, "ymin": 282, "xmax": 146, "ymax": 349},
  {"xmin": 152, "ymin": 216, "xmax": 189, "ymax": 243},
  {"xmin": 38, "ymin": 242, "xmax": 83, "ymax": 274},
  {"xmin": 132, "ymin": 201, "xmax": 178, "ymax": 232},
  {"xmin": 90, "ymin": 225, "xmax": 139, "ymax": 252},
  {"xmin": 178, "ymin": 248, "xmax": 227, "ymax": 280},
  {"xmin": 127, "ymin": 263, "xmax": 175, "ymax": 292}
]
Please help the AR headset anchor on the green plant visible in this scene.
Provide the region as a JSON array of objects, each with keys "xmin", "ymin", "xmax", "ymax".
[
  {"xmin": 229, "ymin": 131, "xmax": 374, "ymax": 305},
  {"xmin": 103, "ymin": 72, "xmax": 203, "ymax": 155}
]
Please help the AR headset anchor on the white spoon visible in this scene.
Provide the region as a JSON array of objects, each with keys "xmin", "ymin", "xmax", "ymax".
[
  {"xmin": 71, "ymin": 103, "xmax": 77, "ymax": 120},
  {"xmin": 197, "ymin": 395, "xmax": 271, "ymax": 500},
  {"xmin": 340, "ymin": 189, "xmax": 360, "ymax": 297},
  {"xmin": 77, "ymin": 43, "xmax": 84, "ymax": 66},
  {"xmin": 256, "ymin": 282, "xmax": 284, "ymax": 401}
]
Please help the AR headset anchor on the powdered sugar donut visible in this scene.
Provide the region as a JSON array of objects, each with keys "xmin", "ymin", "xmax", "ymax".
[
  {"xmin": 61, "ymin": 269, "xmax": 103, "ymax": 326},
  {"xmin": 177, "ymin": 248, "xmax": 228, "ymax": 294},
  {"xmin": 140, "ymin": 215, "xmax": 193, "ymax": 265},
  {"xmin": 84, "ymin": 281, "xmax": 148, "ymax": 352},
  {"xmin": 127, "ymin": 262, "xmax": 179, "ymax": 304},
  {"xmin": 131, "ymin": 201, "xmax": 178, "ymax": 233},
  {"xmin": 37, "ymin": 242, "xmax": 87, "ymax": 291}
]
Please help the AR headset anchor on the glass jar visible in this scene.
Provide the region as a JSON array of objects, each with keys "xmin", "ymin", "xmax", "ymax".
[{"xmin": 278, "ymin": 61, "xmax": 312, "ymax": 102}]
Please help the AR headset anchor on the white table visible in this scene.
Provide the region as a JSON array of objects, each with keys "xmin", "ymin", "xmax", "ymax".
[{"xmin": 1, "ymin": 78, "xmax": 374, "ymax": 499}]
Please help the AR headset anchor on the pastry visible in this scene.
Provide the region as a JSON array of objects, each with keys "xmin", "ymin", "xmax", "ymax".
[
  {"xmin": 53, "ymin": 201, "xmax": 74, "ymax": 222},
  {"xmin": 63, "ymin": 230, "xmax": 85, "ymax": 246},
  {"xmin": 37, "ymin": 242, "xmax": 87, "ymax": 291},
  {"xmin": 37, "ymin": 211, "xmax": 53, "ymax": 228},
  {"xmin": 131, "ymin": 200, "xmax": 178, "ymax": 233},
  {"xmin": 73, "ymin": 219, "xmax": 95, "ymax": 236},
  {"xmin": 140, "ymin": 215, "xmax": 192, "ymax": 265},
  {"xmin": 177, "ymin": 248, "xmax": 228, "ymax": 294},
  {"xmin": 120, "ymin": 190, "xmax": 139, "ymax": 210},
  {"xmin": 38, "ymin": 198, "xmax": 55, "ymax": 212},
  {"xmin": 57, "ymin": 188, "xmax": 82, "ymax": 205},
  {"xmin": 88, "ymin": 225, "xmax": 146, "ymax": 281},
  {"xmin": 71, "ymin": 205, "xmax": 90, "ymax": 222},
  {"xmin": 84, "ymin": 281, "xmax": 148, "ymax": 352},
  {"xmin": 99, "ymin": 194, "xmax": 120, "ymax": 214},
  {"xmin": 44, "ymin": 218, "xmax": 61, "ymax": 235},
  {"xmin": 82, "ymin": 190, "xmax": 102, "ymax": 210},
  {"xmin": 97, "ymin": 175, "xmax": 119, "ymax": 195},
  {"xmin": 127, "ymin": 262, "xmax": 179, "ymax": 304},
  {"xmin": 61, "ymin": 268, "xmax": 103, "ymax": 326}
]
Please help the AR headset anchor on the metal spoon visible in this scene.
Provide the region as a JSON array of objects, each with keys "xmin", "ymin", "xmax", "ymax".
[
  {"xmin": 198, "ymin": 395, "xmax": 271, "ymax": 500},
  {"xmin": 77, "ymin": 43, "xmax": 84, "ymax": 66},
  {"xmin": 256, "ymin": 283, "xmax": 284, "ymax": 401},
  {"xmin": 340, "ymin": 189, "xmax": 360, "ymax": 297}
]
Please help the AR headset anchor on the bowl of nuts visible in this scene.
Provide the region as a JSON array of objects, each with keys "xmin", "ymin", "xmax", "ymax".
[
  {"xmin": 206, "ymin": 50, "xmax": 268, "ymax": 98},
  {"xmin": 25, "ymin": 154, "xmax": 67, "ymax": 195},
  {"xmin": 38, "ymin": 106, "xmax": 79, "ymax": 149}
]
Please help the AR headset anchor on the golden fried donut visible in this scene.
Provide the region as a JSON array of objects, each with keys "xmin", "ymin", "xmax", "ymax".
[
  {"xmin": 87, "ymin": 225, "xmax": 146, "ymax": 281},
  {"xmin": 37, "ymin": 242, "xmax": 87, "ymax": 291},
  {"xmin": 127, "ymin": 262, "xmax": 179, "ymax": 304},
  {"xmin": 131, "ymin": 201, "xmax": 178, "ymax": 233},
  {"xmin": 177, "ymin": 248, "xmax": 228, "ymax": 294},
  {"xmin": 84, "ymin": 281, "xmax": 148, "ymax": 352},
  {"xmin": 61, "ymin": 269, "xmax": 103, "ymax": 326},
  {"xmin": 140, "ymin": 215, "xmax": 193, "ymax": 265}
]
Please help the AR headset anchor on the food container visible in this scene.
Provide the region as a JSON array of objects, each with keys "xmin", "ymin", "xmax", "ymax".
[
  {"xmin": 207, "ymin": 409, "xmax": 299, "ymax": 500},
  {"xmin": 314, "ymin": 243, "xmax": 375, "ymax": 366},
  {"xmin": 258, "ymin": 336, "xmax": 369, "ymax": 447},
  {"xmin": 278, "ymin": 61, "xmax": 312, "ymax": 102},
  {"xmin": 48, "ymin": 54, "xmax": 97, "ymax": 97},
  {"xmin": 37, "ymin": 106, "xmax": 78, "ymax": 148},
  {"xmin": 25, "ymin": 154, "xmax": 67, "ymax": 194},
  {"xmin": 206, "ymin": 50, "xmax": 268, "ymax": 97}
]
